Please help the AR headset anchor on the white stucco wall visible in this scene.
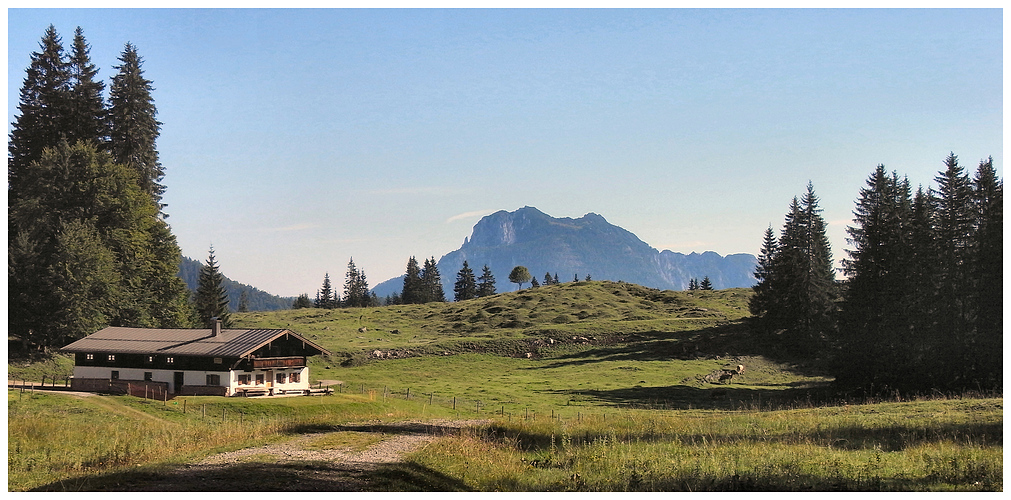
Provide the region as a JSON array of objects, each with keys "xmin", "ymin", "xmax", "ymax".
[{"xmin": 73, "ymin": 365, "xmax": 311, "ymax": 396}]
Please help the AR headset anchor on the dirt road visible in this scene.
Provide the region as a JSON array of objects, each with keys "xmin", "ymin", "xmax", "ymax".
[{"xmin": 78, "ymin": 419, "xmax": 490, "ymax": 491}]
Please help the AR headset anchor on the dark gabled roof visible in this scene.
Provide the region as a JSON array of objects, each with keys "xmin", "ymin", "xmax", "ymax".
[{"xmin": 61, "ymin": 327, "xmax": 330, "ymax": 358}]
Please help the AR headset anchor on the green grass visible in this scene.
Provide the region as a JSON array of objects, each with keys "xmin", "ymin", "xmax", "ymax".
[
  {"xmin": 7, "ymin": 389, "xmax": 457, "ymax": 491},
  {"xmin": 408, "ymin": 398, "xmax": 1003, "ymax": 491},
  {"xmin": 7, "ymin": 281, "xmax": 1002, "ymax": 491}
]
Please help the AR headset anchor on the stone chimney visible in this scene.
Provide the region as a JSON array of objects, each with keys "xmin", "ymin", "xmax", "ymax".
[{"xmin": 211, "ymin": 317, "xmax": 221, "ymax": 337}]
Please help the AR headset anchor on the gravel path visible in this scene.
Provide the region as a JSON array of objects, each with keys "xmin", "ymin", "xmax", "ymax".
[{"xmin": 95, "ymin": 419, "xmax": 491, "ymax": 491}]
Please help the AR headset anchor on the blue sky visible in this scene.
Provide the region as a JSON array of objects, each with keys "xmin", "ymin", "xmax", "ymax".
[{"xmin": 8, "ymin": 8, "xmax": 1003, "ymax": 297}]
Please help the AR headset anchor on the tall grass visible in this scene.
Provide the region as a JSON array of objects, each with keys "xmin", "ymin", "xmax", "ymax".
[
  {"xmin": 408, "ymin": 398, "xmax": 1002, "ymax": 491},
  {"xmin": 7, "ymin": 390, "xmax": 454, "ymax": 491}
]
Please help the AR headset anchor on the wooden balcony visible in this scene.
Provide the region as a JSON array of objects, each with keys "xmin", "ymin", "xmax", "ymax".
[{"xmin": 251, "ymin": 356, "xmax": 306, "ymax": 369}]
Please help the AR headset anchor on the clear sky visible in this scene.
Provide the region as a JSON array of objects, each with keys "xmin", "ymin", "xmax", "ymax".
[{"xmin": 8, "ymin": 8, "xmax": 1003, "ymax": 298}]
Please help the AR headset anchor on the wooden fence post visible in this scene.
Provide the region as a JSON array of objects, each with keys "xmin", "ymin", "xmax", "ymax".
[
  {"xmin": 453, "ymin": 396, "xmax": 456, "ymax": 410},
  {"xmin": 406, "ymin": 388, "xmax": 410, "ymax": 400}
]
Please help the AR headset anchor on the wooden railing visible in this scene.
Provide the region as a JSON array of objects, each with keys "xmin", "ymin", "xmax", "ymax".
[{"xmin": 251, "ymin": 356, "xmax": 306, "ymax": 369}]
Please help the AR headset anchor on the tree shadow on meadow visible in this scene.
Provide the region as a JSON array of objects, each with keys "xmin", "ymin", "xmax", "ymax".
[
  {"xmin": 534, "ymin": 321, "xmax": 830, "ymax": 378},
  {"xmin": 32, "ymin": 460, "xmax": 472, "ymax": 492},
  {"xmin": 542, "ymin": 382, "xmax": 835, "ymax": 412}
]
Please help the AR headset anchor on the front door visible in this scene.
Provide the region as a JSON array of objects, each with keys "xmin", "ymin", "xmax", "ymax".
[{"xmin": 173, "ymin": 371, "xmax": 184, "ymax": 394}]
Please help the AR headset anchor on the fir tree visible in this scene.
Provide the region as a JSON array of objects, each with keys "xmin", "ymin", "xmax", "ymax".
[
  {"xmin": 9, "ymin": 25, "xmax": 71, "ymax": 203},
  {"xmin": 65, "ymin": 27, "xmax": 107, "ymax": 148},
  {"xmin": 544, "ymin": 272, "xmax": 553, "ymax": 286},
  {"xmin": 45, "ymin": 219, "xmax": 120, "ymax": 347},
  {"xmin": 700, "ymin": 276, "xmax": 713, "ymax": 290},
  {"xmin": 292, "ymin": 293, "xmax": 313, "ymax": 309},
  {"xmin": 421, "ymin": 257, "xmax": 445, "ymax": 302},
  {"xmin": 316, "ymin": 273, "xmax": 335, "ymax": 309},
  {"xmin": 553, "ymin": 273, "xmax": 560, "ymax": 285},
  {"xmin": 761, "ymin": 183, "xmax": 837, "ymax": 354},
  {"xmin": 749, "ymin": 226, "xmax": 779, "ymax": 324},
  {"xmin": 237, "ymin": 290, "xmax": 250, "ymax": 313},
  {"xmin": 454, "ymin": 261, "xmax": 478, "ymax": 301},
  {"xmin": 477, "ymin": 265, "xmax": 497, "ymax": 297},
  {"xmin": 970, "ymin": 156, "xmax": 1002, "ymax": 386},
  {"xmin": 837, "ymin": 166, "xmax": 919, "ymax": 388},
  {"xmin": 109, "ymin": 43, "xmax": 164, "ymax": 209},
  {"xmin": 531, "ymin": 276, "xmax": 540, "ymax": 288},
  {"xmin": 343, "ymin": 258, "xmax": 371, "ymax": 307},
  {"xmin": 194, "ymin": 247, "xmax": 230, "ymax": 328},
  {"xmin": 931, "ymin": 153, "xmax": 976, "ymax": 381},
  {"xmin": 401, "ymin": 257, "xmax": 423, "ymax": 304}
]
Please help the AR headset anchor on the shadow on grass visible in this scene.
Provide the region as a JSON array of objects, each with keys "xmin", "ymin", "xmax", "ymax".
[
  {"xmin": 32, "ymin": 460, "xmax": 472, "ymax": 492},
  {"xmin": 484, "ymin": 416, "xmax": 1002, "ymax": 454},
  {"xmin": 533, "ymin": 322, "xmax": 829, "ymax": 378},
  {"xmin": 544, "ymin": 382, "xmax": 839, "ymax": 411}
]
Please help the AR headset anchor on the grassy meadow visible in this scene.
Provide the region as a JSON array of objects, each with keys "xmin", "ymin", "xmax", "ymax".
[{"xmin": 8, "ymin": 281, "xmax": 1002, "ymax": 491}]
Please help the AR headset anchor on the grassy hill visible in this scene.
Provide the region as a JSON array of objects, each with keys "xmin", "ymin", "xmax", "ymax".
[
  {"xmin": 233, "ymin": 281, "xmax": 832, "ymax": 414},
  {"xmin": 236, "ymin": 280, "xmax": 755, "ymax": 357}
]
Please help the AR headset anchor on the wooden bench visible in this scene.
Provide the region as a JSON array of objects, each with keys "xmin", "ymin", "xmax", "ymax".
[{"xmin": 238, "ymin": 387, "xmax": 269, "ymax": 397}]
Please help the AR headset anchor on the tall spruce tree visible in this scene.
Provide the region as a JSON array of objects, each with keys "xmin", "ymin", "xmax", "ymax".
[
  {"xmin": 931, "ymin": 153, "xmax": 977, "ymax": 382},
  {"xmin": 65, "ymin": 27, "xmax": 107, "ymax": 148},
  {"xmin": 749, "ymin": 226, "xmax": 779, "ymax": 327},
  {"xmin": 9, "ymin": 25, "xmax": 71, "ymax": 204},
  {"xmin": 757, "ymin": 183, "xmax": 837, "ymax": 354},
  {"xmin": 970, "ymin": 157, "xmax": 1002, "ymax": 387},
  {"xmin": 837, "ymin": 166, "xmax": 920, "ymax": 388},
  {"xmin": 194, "ymin": 247, "xmax": 230, "ymax": 328},
  {"xmin": 401, "ymin": 257, "xmax": 423, "ymax": 304},
  {"xmin": 454, "ymin": 261, "xmax": 478, "ymax": 301},
  {"xmin": 421, "ymin": 257, "xmax": 445, "ymax": 302},
  {"xmin": 8, "ymin": 28, "xmax": 191, "ymax": 351},
  {"xmin": 343, "ymin": 258, "xmax": 371, "ymax": 307},
  {"xmin": 477, "ymin": 265, "xmax": 497, "ymax": 297},
  {"xmin": 316, "ymin": 273, "xmax": 335, "ymax": 309},
  {"xmin": 109, "ymin": 43, "xmax": 164, "ymax": 209}
]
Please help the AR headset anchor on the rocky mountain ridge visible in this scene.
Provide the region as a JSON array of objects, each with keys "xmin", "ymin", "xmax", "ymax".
[{"xmin": 372, "ymin": 206, "xmax": 757, "ymax": 298}]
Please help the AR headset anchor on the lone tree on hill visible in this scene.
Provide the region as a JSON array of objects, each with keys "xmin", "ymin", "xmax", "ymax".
[{"xmin": 509, "ymin": 266, "xmax": 532, "ymax": 290}]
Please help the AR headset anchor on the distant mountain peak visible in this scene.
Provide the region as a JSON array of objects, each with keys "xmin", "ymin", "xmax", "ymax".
[{"xmin": 372, "ymin": 206, "xmax": 757, "ymax": 298}]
